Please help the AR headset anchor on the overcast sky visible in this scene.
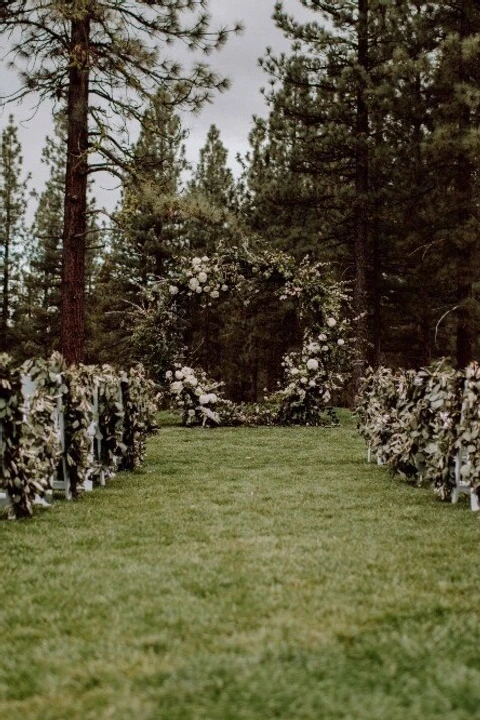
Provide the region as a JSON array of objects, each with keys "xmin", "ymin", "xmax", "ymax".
[{"xmin": 1, "ymin": 0, "xmax": 313, "ymax": 213}]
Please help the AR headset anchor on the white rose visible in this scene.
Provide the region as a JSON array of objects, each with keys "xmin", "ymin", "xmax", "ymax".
[
  {"xmin": 306, "ymin": 358, "xmax": 319, "ymax": 371},
  {"xmin": 308, "ymin": 380, "xmax": 316, "ymax": 387},
  {"xmin": 169, "ymin": 285, "xmax": 179, "ymax": 295},
  {"xmin": 307, "ymin": 342, "xmax": 320, "ymax": 353},
  {"xmin": 184, "ymin": 375, "xmax": 198, "ymax": 387},
  {"xmin": 207, "ymin": 393, "xmax": 218, "ymax": 404},
  {"xmin": 199, "ymin": 394, "xmax": 209, "ymax": 405},
  {"xmin": 327, "ymin": 317, "xmax": 337, "ymax": 327},
  {"xmin": 175, "ymin": 370, "xmax": 184, "ymax": 380},
  {"xmin": 192, "ymin": 257, "xmax": 202, "ymax": 266},
  {"xmin": 170, "ymin": 381, "xmax": 183, "ymax": 394},
  {"xmin": 210, "ymin": 290, "xmax": 220, "ymax": 299},
  {"xmin": 291, "ymin": 368, "xmax": 300, "ymax": 376},
  {"xmin": 322, "ymin": 345, "xmax": 329, "ymax": 352},
  {"xmin": 181, "ymin": 366, "xmax": 193, "ymax": 376},
  {"xmin": 300, "ymin": 377, "xmax": 308, "ymax": 384},
  {"xmin": 337, "ymin": 338, "xmax": 345, "ymax": 346},
  {"xmin": 189, "ymin": 277, "xmax": 199, "ymax": 290},
  {"xmin": 165, "ymin": 370, "xmax": 173, "ymax": 380},
  {"xmin": 198, "ymin": 271, "xmax": 208, "ymax": 283},
  {"xmin": 195, "ymin": 286, "xmax": 203, "ymax": 293},
  {"xmin": 202, "ymin": 256, "xmax": 209, "ymax": 262},
  {"xmin": 318, "ymin": 333, "xmax": 327, "ymax": 341},
  {"xmin": 221, "ymin": 284, "xmax": 228, "ymax": 292}
]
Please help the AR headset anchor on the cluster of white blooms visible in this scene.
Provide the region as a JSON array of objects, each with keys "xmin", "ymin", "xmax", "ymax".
[
  {"xmin": 165, "ymin": 365, "xmax": 223, "ymax": 427},
  {"xmin": 167, "ymin": 256, "xmax": 229, "ymax": 303}
]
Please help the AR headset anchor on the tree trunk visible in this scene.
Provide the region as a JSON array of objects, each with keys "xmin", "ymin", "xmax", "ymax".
[
  {"xmin": 353, "ymin": 0, "xmax": 370, "ymax": 388},
  {"xmin": 455, "ymin": 0, "xmax": 474, "ymax": 368},
  {"xmin": 60, "ymin": 14, "xmax": 90, "ymax": 364},
  {"xmin": 1, "ymin": 204, "xmax": 10, "ymax": 352}
]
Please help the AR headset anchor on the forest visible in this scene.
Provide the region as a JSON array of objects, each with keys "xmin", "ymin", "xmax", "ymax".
[{"xmin": 1, "ymin": 0, "xmax": 480, "ymax": 401}]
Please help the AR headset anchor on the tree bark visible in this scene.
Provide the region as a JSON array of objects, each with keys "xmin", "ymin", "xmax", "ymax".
[
  {"xmin": 353, "ymin": 0, "xmax": 370, "ymax": 388},
  {"xmin": 60, "ymin": 13, "xmax": 90, "ymax": 364},
  {"xmin": 455, "ymin": 0, "xmax": 474, "ymax": 368}
]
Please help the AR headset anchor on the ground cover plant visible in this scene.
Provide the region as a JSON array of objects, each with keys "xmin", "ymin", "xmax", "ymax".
[{"xmin": 1, "ymin": 412, "xmax": 480, "ymax": 720}]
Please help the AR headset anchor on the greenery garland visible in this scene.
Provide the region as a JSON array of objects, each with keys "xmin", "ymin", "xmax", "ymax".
[
  {"xmin": 356, "ymin": 361, "xmax": 466, "ymax": 501},
  {"xmin": 1, "ymin": 354, "xmax": 158, "ymax": 519},
  {"xmin": 136, "ymin": 245, "xmax": 353, "ymax": 427}
]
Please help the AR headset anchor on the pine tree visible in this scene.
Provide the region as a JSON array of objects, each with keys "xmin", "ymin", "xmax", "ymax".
[
  {"xmin": 190, "ymin": 124, "xmax": 236, "ymax": 208},
  {"xmin": 186, "ymin": 123, "xmax": 238, "ymax": 252},
  {"xmin": 1, "ymin": 1, "xmax": 241, "ymax": 363},
  {"xmin": 257, "ymin": 1, "xmax": 404, "ymax": 377},
  {"xmin": 427, "ymin": 0, "xmax": 480, "ymax": 366},
  {"xmin": 0, "ymin": 115, "xmax": 28, "ymax": 352}
]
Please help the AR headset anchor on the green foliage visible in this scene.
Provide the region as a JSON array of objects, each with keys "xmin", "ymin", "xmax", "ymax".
[
  {"xmin": 0, "ymin": 115, "xmax": 29, "ymax": 354},
  {"xmin": 356, "ymin": 360, "xmax": 468, "ymax": 500},
  {"xmin": 134, "ymin": 244, "xmax": 353, "ymax": 422},
  {"xmin": 0, "ymin": 353, "xmax": 62, "ymax": 517},
  {"xmin": 0, "ymin": 353, "xmax": 158, "ymax": 518}
]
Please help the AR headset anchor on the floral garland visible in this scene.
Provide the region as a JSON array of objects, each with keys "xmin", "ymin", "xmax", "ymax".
[
  {"xmin": 135, "ymin": 244, "xmax": 353, "ymax": 426},
  {"xmin": 0, "ymin": 355, "xmax": 158, "ymax": 518},
  {"xmin": 457, "ymin": 362, "xmax": 480, "ymax": 497},
  {"xmin": 356, "ymin": 361, "xmax": 465, "ymax": 501},
  {"xmin": 119, "ymin": 365, "xmax": 158, "ymax": 471}
]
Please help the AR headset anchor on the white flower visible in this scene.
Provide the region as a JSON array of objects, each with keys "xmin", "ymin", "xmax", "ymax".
[
  {"xmin": 165, "ymin": 370, "xmax": 173, "ymax": 380},
  {"xmin": 307, "ymin": 342, "xmax": 320, "ymax": 354},
  {"xmin": 202, "ymin": 256, "xmax": 209, "ymax": 262},
  {"xmin": 175, "ymin": 370, "xmax": 184, "ymax": 380},
  {"xmin": 318, "ymin": 333, "xmax": 327, "ymax": 341},
  {"xmin": 199, "ymin": 394, "xmax": 209, "ymax": 405},
  {"xmin": 207, "ymin": 393, "xmax": 218, "ymax": 404},
  {"xmin": 306, "ymin": 358, "xmax": 319, "ymax": 371},
  {"xmin": 308, "ymin": 380, "xmax": 316, "ymax": 387},
  {"xmin": 300, "ymin": 377, "xmax": 308, "ymax": 384},
  {"xmin": 322, "ymin": 345, "xmax": 329, "ymax": 352},
  {"xmin": 189, "ymin": 277, "xmax": 199, "ymax": 290},
  {"xmin": 192, "ymin": 257, "xmax": 202, "ymax": 266},
  {"xmin": 169, "ymin": 285, "xmax": 179, "ymax": 295},
  {"xmin": 326, "ymin": 317, "xmax": 337, "ymax": 327},
  {"xmin": 210, "ymin": 290, "xmax": 220, "ymax": 299},
  {"xmin": 198, "ymin": 271, "xmax": 208, "ymax": 283},
  {"xmin": 181, "ymin": 366, "xmax": 193, "ymax": 376},
  {"xmin": 184, "ymin": 375, "xmax": 198, "ymax": 387},
  {"xmin": 170, "ymin": 381, "xmax": 183, "ymax": 394},
  {"xmin": 291, "ymin": 368, "xmax": 300, "ymax": 376},
  {"xmin": 204, "ymin": 286, "xmax": 211, "ymax": 292},
  {"xmin": 221, "ymin": 284, "xmax": 228, "ymax": 292},
  {"xmin": 195, "ymin": 286, "xmax": 203, "ymax": 294},
  {"xmin": 188, "ymin": 409, "xmax": 196, "ymax": 417},
  {"xmin": 337, "ymin": 338, "xmax": 345, "ymax": 346}
]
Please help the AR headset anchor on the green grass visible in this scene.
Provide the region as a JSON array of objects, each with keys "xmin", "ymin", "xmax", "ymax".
[{"xmin": 1, "ymin": 411, "xmax": 480, "ymax": 720}]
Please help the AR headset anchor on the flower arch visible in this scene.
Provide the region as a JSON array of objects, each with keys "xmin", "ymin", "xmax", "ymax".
[{"xmin": 132, "ymin": 244, "xmax": 354, "ymax": 426}]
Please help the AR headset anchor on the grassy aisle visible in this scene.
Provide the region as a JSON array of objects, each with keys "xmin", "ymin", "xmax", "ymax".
[{"xmin": 1, "ymin": 413, "xmax": 480, "ymax": 720}]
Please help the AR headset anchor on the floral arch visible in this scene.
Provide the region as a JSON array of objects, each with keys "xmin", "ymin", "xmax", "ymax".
[{"xmin": 132, "ymin": 244, "xmax": 353, "ymax": 426}]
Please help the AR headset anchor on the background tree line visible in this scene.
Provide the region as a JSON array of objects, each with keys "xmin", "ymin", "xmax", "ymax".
[{"xmin": 2, "ymin": 0, "xmax": 480, "ymax": 400}]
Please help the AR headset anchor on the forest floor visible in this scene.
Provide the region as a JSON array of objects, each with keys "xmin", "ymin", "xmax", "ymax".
[{"xmin": 1, "ymin": 411, "xmax": 480, "ymax": 720}]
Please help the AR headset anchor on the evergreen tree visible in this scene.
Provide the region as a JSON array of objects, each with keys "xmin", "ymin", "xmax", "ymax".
[
  {"xmin": 256, "ymin": 1, "xmax": 404, "ymax": 377},
  {"xmin": 0, "ymin": 115, "xmax": 28, "ymax": 352},
  {"xmin": 89, "ymin": 91, "xmax": 190, "ymax": 365},
  {"xmin": 186, "ymin": 123, "xmax": 238, "ymax": 252},
  {"xmin": 1, "ymin": 1, "xmax": 241, "ymax": 363},
  {"xmin": 190, "ymin": 124, "xmax": 236, "ymax": 208},
  {"xmin": 22, "ymin": 129, "xmax": 64, "ymax": 357}
]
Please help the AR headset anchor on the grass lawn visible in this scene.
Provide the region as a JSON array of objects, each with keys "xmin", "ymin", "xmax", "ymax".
[{"xmin": 1, "ymin": 411, "xmax": 480, "ymax": 720}]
